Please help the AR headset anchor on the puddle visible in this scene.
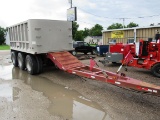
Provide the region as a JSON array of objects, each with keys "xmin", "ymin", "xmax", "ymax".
[
  {"xmin": 0, "ymin": 83, "xmax": 21, "ymax": 101},
  {"xmin": 0, "ymin": 65, "xmax": 111, "ymax": 120},
  {"xmin": 0, "ymin": 65, "xmax": 13, "ymax": 80}
]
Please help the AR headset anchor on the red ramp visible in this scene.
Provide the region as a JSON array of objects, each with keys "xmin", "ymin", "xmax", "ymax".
[{"xmin": 47, "ymin": 51, "xmax": 160, "ymax": 96}]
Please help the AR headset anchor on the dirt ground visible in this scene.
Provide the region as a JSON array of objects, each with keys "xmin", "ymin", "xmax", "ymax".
[{"xmin": 0, "ymin": 50, "xmax": 160, "ymax": 120}]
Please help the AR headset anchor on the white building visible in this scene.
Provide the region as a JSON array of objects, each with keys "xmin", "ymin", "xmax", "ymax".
[{"xmin": 84, "ymin": 36, "xmax": 102, "ymax": 45}]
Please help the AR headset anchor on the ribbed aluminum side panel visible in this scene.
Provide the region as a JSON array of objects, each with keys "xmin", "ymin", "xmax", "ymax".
[{"xmin": 8, "ymin": 19, "xmax": 73, "ymax": 54}]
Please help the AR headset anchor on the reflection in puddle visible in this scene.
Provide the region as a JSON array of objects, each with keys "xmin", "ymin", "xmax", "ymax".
[
  {"xmin": 0, "ymin": 65, "xmax": 13, "ymax": 80},
  {"xmin": 0, "ymin": 83, "xmax": 21, "ymax": 101},
  {"xmin": 0, "ymin": 65, "xmax": 111, "ymax": 120}
]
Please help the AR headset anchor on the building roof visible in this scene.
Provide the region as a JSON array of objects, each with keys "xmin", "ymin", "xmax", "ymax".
[
  {"xmin": 85, "ymin": 36, "xmax": 102, "ymax": 39},
  {"xmin": 102, "ymin": 25, "xmax": 160, "ymax": 33}
]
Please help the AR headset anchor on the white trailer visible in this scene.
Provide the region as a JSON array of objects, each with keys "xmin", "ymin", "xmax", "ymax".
[{"xmin": 8, "ymin": 19, "xmax": 73, "ymax": 74}]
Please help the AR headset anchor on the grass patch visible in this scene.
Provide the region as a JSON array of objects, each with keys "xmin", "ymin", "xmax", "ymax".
[
  {"xmin": 89, "ymin": 44, "xmax": 97, "ymax": 47},
  {"xmin": 0, "ymin": 45, "xmax": 10, "ymax": 50}
]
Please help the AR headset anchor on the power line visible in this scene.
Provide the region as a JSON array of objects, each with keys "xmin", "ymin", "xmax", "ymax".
[
  {"xmin": 72, "ymin": 3, "xmax": 160, "ymax": 29},
  {"xmin": 73, "ymin": 3, "xmax": 160, "ymax": 20},
  {"xmin": 76, "ymin": 6, "xmax": 110, "ymax": 19},
  {"xmin": 77, "ymin": 20, "xmax": 108, "ymax": 29}
]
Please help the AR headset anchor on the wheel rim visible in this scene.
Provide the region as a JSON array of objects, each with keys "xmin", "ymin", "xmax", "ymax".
[
  {"xmin": 26, "ymin": 59, "xmax": 31, "ymax": 72},
  {"xmin": 155, "ymin": 66, "xmax": 160, "ymax": 74},
  {"xmin": 18, "ymin": 56, "xmax": 22, "ymax": 67},
  {"xmin": 11, "ymin": 55, "xmax": 15, "ymax": 64},
  {"xmin": 72, "ymin": 51, "xmax": 76, "ymax": 56},
  {"xmin": 93, "ymin": 50, "xmax": 97, "ymax": 55}
]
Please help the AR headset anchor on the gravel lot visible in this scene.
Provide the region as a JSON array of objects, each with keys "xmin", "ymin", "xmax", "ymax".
[{"xmin": 0, "ymin": 50, "xmax": 160, "ymax": 120}]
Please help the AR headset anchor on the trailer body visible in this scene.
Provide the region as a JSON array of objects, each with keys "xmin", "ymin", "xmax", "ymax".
[{"xmin": 8, "ymin": 19, "xmax": 73, "ymax": 54}]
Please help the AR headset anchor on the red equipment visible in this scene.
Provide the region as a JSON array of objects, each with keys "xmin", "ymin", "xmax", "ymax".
[
  {"xmin": 103, "ymin": 43, "xmax": 136, "ymax": 64},
  {"xmin": 127, "ymin": 39, "xmax": 160, "ymax": 77},
  {"xmin": 102, "ymin": 39, "xmax": 160, "ymax": 77},
  {"xmin": 110, "ymin": 43, "xmax": 136, "ymax": 57},
  {"xmin": 47, "ymin": 51, "xmax": 160, "ymax": 96}
]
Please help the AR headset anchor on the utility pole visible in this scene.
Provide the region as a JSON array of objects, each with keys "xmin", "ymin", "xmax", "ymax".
[
  {"xmin": 122, "ymin": 18, "xmax": 125, "ymax": 28},
  {"xmin": 123, "ymin": 18, "xmax": 125, "ymax": 28},
  {"xmin": 68, "ymin": 0, "xmax": 77, "ymax": 40},
  {"xmin": 70, "ymin": 0, "xmax": 72, "ymax": 8},
  {"xmin": 120, "ymin": 18, "xmax": 125, "ymax": 28},
  {"xmin": 68, "ymin": 0, "xmax": 73, "ymax": 39}
]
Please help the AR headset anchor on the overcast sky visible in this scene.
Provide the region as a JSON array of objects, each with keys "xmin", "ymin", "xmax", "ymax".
[{"xmin": 0, "ymin": 0, "xmax": 160, "ymax": 30}]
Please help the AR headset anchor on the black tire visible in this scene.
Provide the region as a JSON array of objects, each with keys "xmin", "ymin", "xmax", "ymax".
[
  {"xmin": 11, "ymin": 51, "xmax": 18, "ymax": 67},
  {"xmin": 25, "ymin": 55, "xmax": 38, "ymax": 75},
  {"xmin": 35, "ymin": 55, "xmax": 43, "ymax": 74},
  {"xmin": 151, "ymin": 63, "xmax": 160, "ymax": 78},
  {"xmin": 17, "ymin": 52, "xmax": 26, "ymax": 70},
  {"xmin": 84, "ymin": 52, "xmax": 88, "ymax": 55}
]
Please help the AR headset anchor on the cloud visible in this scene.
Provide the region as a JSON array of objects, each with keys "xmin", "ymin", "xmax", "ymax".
[
  {"xmin": 0, "ymin": 0, "xmax": 160, "ymax": 30},
  {"xmin": 29, "ymin": 0, "xmax": 69, "ymax": 20},
  {"xmin": 0, "ymin": 0, "xmax": 70, "ymax": 27},
  {"xmin": 73, "ymin": 0, "xmax": 160, "ymax": 29}
]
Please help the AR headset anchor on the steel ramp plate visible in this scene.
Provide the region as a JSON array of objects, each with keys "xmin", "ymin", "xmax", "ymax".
[{"xmin": 47, "ymin": 51, "xmax": 84, "ymax": 70}]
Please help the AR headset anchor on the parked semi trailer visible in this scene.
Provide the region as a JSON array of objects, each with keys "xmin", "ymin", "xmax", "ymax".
[
  {"xmin": 8, "ymin": 19, "xmax": 73, "ymax": 75},
  {"xmin": 8, "ymin": 19, "xmax": 160, "ymax": 96}
]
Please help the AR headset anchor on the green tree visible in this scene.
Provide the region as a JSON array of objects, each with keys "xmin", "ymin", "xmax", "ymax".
[
  {"xmin": 72, "ymin": 22, "xmax": 79, "ymax": 40},
  {"xmin": 150, "ymin": 23, "xmax": 154, "ymax": 26},
  {"xmin": 107, "ymin": 23, "xmax": 124, "ymax": 30},
  {"xmin": 126, "ymin": 22, "xmax": 139, "ymax": 28},
  {"xmin": 74, "ymin": 30, "xmax": 84, "ymax": 41},
  {"xmin": 83, "ymin": 28, "xmax": 90, "ymax": 38},
  {"xmin": 0, "ymin": 27, "xmax": 6, "ymax": 45},
  {"xmin": 90, "ymin": 24, "xmax": 103, "ymax": 36}
]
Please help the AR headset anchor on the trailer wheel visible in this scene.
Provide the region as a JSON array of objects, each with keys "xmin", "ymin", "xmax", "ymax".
[
  {"xmin": 35, "ymin": 56, "xmax": 43, "ymax": 74},
  {"xmin": 72, "ymin": 51, "xmax": 77, "ymax": 56},
  {"xmin": 151, "ymin": 63, "xmax": 160, "ymax": 78},
  {"xmin": 17, "ymin": 52, "xmax": 26, "ymax": 70},
  {"xmin": 25, "ymin": 55, "xmax": 37, "ymax": 75},
  {"xmin": 91, "ymin": 49, "xmax": 97, "ymax": 55},
  {"xmin": 11, "ymin": 51, "xmax": 18, "ymax": 67}
]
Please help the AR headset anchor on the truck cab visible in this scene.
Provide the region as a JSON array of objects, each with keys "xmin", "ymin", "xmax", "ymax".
[{"xmin": 73, "ymin": 41, "xmax": 97, "ymax": 55}]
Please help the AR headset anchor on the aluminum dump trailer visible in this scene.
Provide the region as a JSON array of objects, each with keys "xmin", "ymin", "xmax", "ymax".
[
  {"xmin": 8, "ymin": 19, "xmax": 73, "ymax": 54},
  {"xmin": 8, "ymin": 19, "xmax": 73, "ymax": 75}
]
